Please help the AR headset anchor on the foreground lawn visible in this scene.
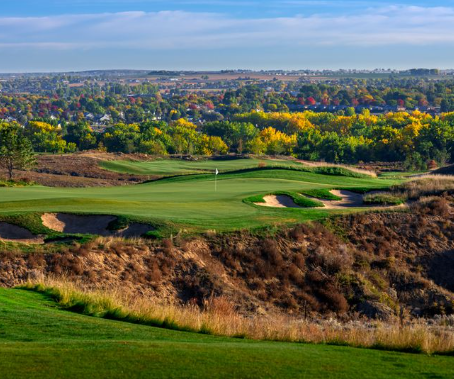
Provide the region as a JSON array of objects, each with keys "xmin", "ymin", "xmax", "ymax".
[
  {"xmin": 0, "ymin": 168, "xmax": 401, "ymax": 233},
  {"xmin": 0, "ymin": 288, "xmax": 453, "ymax": 379}
]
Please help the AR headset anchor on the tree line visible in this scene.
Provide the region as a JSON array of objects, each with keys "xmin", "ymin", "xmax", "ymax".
[{"xmin": 2, "ymin": 109, "xmax": 454, "ymax": 171}]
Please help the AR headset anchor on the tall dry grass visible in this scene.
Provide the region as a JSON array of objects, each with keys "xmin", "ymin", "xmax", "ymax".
[
  {"xmin": 300, "ymin": 161, "xmax": 377, "ymax": 178},
  {"xmin": 394, "ymin": 175, "xmax": 454, "ymax": 199},
  {"xmin": 19, "ymin": 277, "xmax": 454, "ymax": 355}
]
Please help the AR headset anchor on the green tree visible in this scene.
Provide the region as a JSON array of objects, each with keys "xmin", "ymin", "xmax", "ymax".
[{"xmin": 0, "ymin": 124, "xmax": 36, "ymax": 180}]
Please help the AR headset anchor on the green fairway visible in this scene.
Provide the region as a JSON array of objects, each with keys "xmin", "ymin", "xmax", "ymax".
[
  {"xmin": 0, "ymin": 168, "xmax": 401, "ymax": 232},
  {"xmin": 0, "ymin": 288, "xmax": 453, "ymax": 379},
  {"xmin": 100, "ymin": 157, "xmax": 309, "ymax": 176}
]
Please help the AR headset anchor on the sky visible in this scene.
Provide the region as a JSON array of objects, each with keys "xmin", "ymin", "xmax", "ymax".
[{"xmin": 1, "ymin": 0, "xmax": 454, "ymax": 72}]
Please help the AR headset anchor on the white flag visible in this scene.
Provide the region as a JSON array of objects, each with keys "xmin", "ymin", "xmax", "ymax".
[{"xmin": 215, "ymin": 168, "xmax": 219, "ymax": 175}]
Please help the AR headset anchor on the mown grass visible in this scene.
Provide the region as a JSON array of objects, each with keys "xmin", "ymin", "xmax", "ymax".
[
  {"xmin": 300, "ymin": 188, "xmax": 343, "ymax": 200},
  {"xmin": 18, "ymin": 279, "xmax": 454, "ymax": 356},
  {"xmin": 100, "ymin": 157, "xmax": 376, "ymax": 178},
  {"xmin": 244, "ymin": 191, "xmax": 324, "ymax": 208},
  {"xmin": 0, "ymin": 168, "xmax": 403, "ymax": 234},
  {"xmin": 2, "ymin": 287, "xmax": 454, "ymax": 379}
]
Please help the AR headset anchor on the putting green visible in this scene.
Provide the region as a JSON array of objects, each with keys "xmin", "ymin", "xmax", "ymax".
[
  {"xmin": 100, "ymin": 157, "xmax": 310, "ymax": 176},
  {"xmin": 0, "ymin": 169, "xmax": 401, "ymax": 232}
]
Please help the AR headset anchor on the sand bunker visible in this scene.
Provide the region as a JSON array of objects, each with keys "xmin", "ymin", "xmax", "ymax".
[
  {"xmin": 255, "ymin": 195, "xmax": 304, "ymax": 208},
  {"xmin": 320, "ymin": 190, "xmax": 365, "ymax": 209},
  {"xmin": 0, "ymin": 222, "xmax": 44, "ymax": 244},
  {"xmin": 41, "ymin": 213, "xmax": 152, "ymax": 237},
  {"xmin": 255, "ymin": 190, "xmax": 405, "ymax": 210}
]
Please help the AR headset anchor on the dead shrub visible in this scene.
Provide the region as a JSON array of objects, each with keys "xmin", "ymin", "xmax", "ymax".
[
  {"xmin": 162, "ymin": 238, "xmax": 174, "ymax": 254},
  {"xmin": 317, "ymin": 286, "xmax": 349, "ymax": 313},
  {"xmin": 27, "ymin": 254, "xmax": 45, "ymax": 269}
]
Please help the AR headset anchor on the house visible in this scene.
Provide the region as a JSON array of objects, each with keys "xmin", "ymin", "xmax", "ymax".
[{"xmin": 99, "ymin": 114, "xmax": 111, "ymax": 124}]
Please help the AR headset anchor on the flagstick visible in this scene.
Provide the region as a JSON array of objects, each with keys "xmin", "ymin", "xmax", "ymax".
[{"xmin": 215, "ymin": 173, "xmax": 217, "ymax": 192}]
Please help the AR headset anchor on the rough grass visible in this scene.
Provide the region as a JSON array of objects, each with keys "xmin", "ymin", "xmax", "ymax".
[
  {"xmin": 397, "ymin": 175, "xmax": 454, "ymax": 199},
  {"xmin": 20, "ymin": 278, "xmax": 454, "ymax": 355},
  {"xmin": 363, "ymin": 193, "xmax": 407, "ymax": 206},
  {"xmin": 0, "ymin": 179, "xmax": 36, "ymax": 187}
]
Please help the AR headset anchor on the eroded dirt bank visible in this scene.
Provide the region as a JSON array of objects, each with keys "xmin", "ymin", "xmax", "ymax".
[{"xmin": 1, "ymin": 197, "xmax": 454, "ymax": 321}]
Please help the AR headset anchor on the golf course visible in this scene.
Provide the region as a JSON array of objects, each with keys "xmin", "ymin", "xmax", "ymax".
[
  {"xmin": 0, "ymin": 158, "xmax": 402, "ymax": 234},
  {"xmin": 0, "ymin": 288, "xmax": 453, "ymax": 379}
]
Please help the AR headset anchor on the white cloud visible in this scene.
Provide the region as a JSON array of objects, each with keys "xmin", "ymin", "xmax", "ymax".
[{"xmin": 0, "ymin": 5, "xmax": 453, "ymax": 51}]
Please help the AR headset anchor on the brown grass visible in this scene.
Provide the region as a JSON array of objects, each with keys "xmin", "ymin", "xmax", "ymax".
[
  {"xmin": 399, "ymin": 175, "xmax": 454, "ymax": 199},
  {"xmin": 298, "ymin": 160, "xmax": 377, "ymax": 177},
  {"xmin": 20, "ymin": 277, "xmax": 454, "ymax": 355}
]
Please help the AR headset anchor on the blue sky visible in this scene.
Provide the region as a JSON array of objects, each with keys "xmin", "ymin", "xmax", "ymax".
[{"xmin": 1, "ymin": 1, "xmax": 454, "ymax": 72}]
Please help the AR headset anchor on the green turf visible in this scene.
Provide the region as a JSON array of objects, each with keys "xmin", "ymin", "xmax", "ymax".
[
  {"xmin": 100, "ymin": 158, "xmax": 375, "ymax": 179},
  {"xmin": 100, "ymin": 157, "xmax": 309, "ymax": 176},
  {"xmin": 0, "ymin": 288, "xmax": 453, "ymax": 379},
  {"xmin": 300, "ymin": 188, "xmax": 343, "ymax": 200},
  {"xmin": 0, "ymin": 168, "xmax": 402, "ymax": 233}
]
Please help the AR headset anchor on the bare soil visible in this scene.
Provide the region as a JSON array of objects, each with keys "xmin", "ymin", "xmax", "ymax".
[{"xmin": 0, "ymin": 152, "xmax": 154, "ymax": 188}]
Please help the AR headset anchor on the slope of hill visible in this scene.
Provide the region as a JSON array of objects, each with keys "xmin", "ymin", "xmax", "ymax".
[
  {"xmin": 0, "ymin": 288, "xmax": 453, "ymax": 379},
  {"xmin": 1, "ymin": 196, "xmax": 454, "ymax": 321}
]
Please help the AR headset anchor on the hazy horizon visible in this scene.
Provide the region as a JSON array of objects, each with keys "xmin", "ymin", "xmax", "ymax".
[{"xmin": 1, "ymin": 1, "xmax": 454, "ymax": 72}]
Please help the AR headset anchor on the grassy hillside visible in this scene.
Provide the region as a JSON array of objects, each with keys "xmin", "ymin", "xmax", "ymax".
[
  {"xmin": 0, "ymin": 168, "xmax": 401, "ymax": 233},
  {"xmin": 0, "ymin": 288, "xmax": 453, "ymax": 379},
  {"xmin": 100, "ymin": 157, "xmax": 313, "ymax": 176}
]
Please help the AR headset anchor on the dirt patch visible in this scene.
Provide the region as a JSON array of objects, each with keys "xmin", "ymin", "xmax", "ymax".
[
  {"xmin": 41, "ymin": 213, "xmax": 152, "ymax": 237},
  {"xmin": 0, "ymin": 152, "xmax": 153, "ymax": 188},
  {"xmin": 255, "ymin": 195, "xmax": 303, "ymax": 208},
  {"xmin": 0, "ymin": 222, "xmax": 44, "ymax": 244}
]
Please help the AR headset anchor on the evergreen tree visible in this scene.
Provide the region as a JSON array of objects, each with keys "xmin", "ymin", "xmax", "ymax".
[{"xmin": 0, "ymin": 125, "xmax": 36, "ymax": 180}]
